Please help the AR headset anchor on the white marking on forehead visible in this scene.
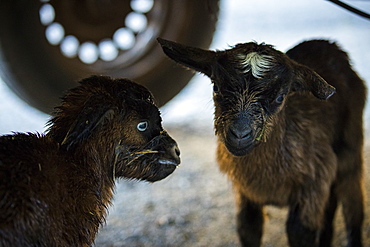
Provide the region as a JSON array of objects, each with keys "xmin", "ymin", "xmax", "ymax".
[{"xmin": 238, "ymin": 52, "xmax": 275, "ymax": 79}]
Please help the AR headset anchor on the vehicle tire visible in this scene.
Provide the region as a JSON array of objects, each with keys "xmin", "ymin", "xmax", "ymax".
[{"xmin": 0, "ymin": 0, "xmax": 219, "ymax": 113}]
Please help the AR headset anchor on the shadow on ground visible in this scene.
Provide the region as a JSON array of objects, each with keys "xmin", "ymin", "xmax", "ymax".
[{"xmin": 95, "ymin": 125, "xmax": 370, "ymax": 247}]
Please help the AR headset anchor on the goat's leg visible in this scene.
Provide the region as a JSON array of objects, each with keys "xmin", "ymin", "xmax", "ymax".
[
  {"xmin": 339, "ymin": 175, "xmax": 364, "ymax": 247},
  {"xmin": 335, "ymin": 149, "xmax": 364, "ymax": 247},
  {"xmin": 319, "ymin": 186, "xmax": 338, "ymax": 247},
  {"xmin": 236, "ymin": 193, "xmax": 263, "ymax": 247},
  {"xmin": 286, "ymin": 204, "xmax": 319, "ymax": 247}
]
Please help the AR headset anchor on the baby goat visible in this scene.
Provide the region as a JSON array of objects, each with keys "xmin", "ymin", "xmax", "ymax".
[
  {"xmin": 0, "ymin": 75, "xmax": 180, "ymax": 246},
  {"xmin": 158, "ymin": 38, "xmax": 366, "ymax": 247}
]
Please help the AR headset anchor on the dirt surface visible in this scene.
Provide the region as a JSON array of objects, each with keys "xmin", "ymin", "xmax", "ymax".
[{"xmin": 95, "ymin": 124, "xmax": 370, "ymax": 247}]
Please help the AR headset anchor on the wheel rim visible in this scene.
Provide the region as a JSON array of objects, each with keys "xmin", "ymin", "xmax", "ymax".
[
  {"xmin": 0, "ymin": 0, "xmax": 219, "ymax": 113},
  {"xmin": 38, "ymin": 0, "xmax": 168, "ymax": 76}
]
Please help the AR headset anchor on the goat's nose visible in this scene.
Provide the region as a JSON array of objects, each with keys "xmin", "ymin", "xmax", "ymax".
[
  {"xmin": 229, "ymin": 124, "xmax": 252, "ymax": 140},
  {"xmin": 169, "ymin": 144, "xmax": 181, "ymax": 164}
]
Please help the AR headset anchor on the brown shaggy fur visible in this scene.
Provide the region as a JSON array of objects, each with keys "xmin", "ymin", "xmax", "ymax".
[
  {"xmin": 158, "ymin": 38, "xmax": 366, "ymax": 247},
  {"xmin": 0, "ymin": 76, "xmax": 180, "ymax": 246}
]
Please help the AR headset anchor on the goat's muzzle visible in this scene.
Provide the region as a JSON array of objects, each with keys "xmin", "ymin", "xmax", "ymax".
[
  {"xmin": 151, "ymin": 131, "xmax": 181, "ymax": 167},
  {"xmin": 224, "ymin": 115, "xmax": 259, "ymax": 156},
  {"xmin": 116, "ymin": 131, "xmax": 180, "ymax": 182},
  {"xmin": 138, "ymin": 131, "xmax": 180, "ymax": 182}
]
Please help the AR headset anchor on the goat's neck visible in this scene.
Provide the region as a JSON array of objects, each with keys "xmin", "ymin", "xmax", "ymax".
[
  {"xmin": 217, "ymin": 109, "xmax": 288, "ymax": 190},
  {"xmin": 256, "ymin": 109, "xmax": 287, "ymax": 157},
  {"xmin": 73, "ymin": 141, "xmax": 116, "ymax": 211}
]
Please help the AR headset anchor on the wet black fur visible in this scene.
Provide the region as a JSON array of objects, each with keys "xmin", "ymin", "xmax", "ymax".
[
  {"xmin": 158, "ymin": 38, "xmax": 366, "ymax": 247},
  {"xmin": 0, "ymin": 76, "xmax": 180, "ymax": 246}
]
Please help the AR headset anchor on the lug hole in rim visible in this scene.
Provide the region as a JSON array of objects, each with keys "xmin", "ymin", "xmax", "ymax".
[{"xmin": 38, "ymin": 0, "xmax": 154, "ymax": 64}]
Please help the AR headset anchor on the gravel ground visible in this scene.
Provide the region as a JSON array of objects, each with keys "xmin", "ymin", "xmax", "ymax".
[{"xmin": 95, "ymin": 125, "xmax": 370, "ymax": 247}]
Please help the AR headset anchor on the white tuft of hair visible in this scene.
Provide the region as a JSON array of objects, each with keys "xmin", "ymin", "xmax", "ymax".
[{"xmin": 238, "ymin": 52, "xmax": 275, "ymax": 79}]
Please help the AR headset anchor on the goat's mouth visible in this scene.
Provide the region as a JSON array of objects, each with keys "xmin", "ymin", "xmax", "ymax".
[
  {"xmin": 224, "ymin": 137, "xmax": 255, "ymax": 156},
  {"xmin": 220, "ymin": 114, "xmax": 267, "ymax": 156},
  {"xmin": 223, "ymin": 126, "xmax": 262, "ymax": 156},
  {"xmin": 114, "ymin": 131, "xmax": 180, "ymax": 182}
]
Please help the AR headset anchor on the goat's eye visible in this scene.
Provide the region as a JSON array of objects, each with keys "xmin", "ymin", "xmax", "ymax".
[
  {"xmin": 137, "ymin": 121, "xmax": 148, "ymax": 132},
  {"xmin": 275, "ymin": 94, "xmax": 285, "ymax": 104},
  {"xmin": 213, "ymin": 84, "xmax": 219, "ymax": 93}
]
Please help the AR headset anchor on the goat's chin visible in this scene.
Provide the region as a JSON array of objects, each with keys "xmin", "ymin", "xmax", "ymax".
[
  {"xmin": 146, "ymin": 160, "xmax": 178, "ymax": 182},
  {"xmin": 118, "ymin": 161, "xmax": 177, "ymax": 182},
  {"xmin": 226, "ymin": 145, "xmax": 254, "ymax": 156},
  {"xmin": 224, "ymin": 139, "xmax": 255, "ymax": 156},
  {"xmin": 142, "ymin": 163, "xmax": 177, "ymax": 182}
]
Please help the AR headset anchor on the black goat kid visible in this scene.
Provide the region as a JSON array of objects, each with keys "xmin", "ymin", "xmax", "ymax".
[
  {"xmin": 158, "ymin": 38, "xmax": 366, "ymax": 247},
  {"xmin": 0, "ymin": 76, "xmax": 180, "ymax": 246}
]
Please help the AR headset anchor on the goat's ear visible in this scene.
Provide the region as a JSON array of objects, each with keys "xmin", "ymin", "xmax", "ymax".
[
  {"xmin": 292, "ymin": 64, "xmax": 336, "ymax": 100},
  {"xmin": 61, "ymin": 97, "xmax": 115, "ymax": 151},
  {"xmin": 157, "ymin": 38, "xmax": 216, "ymax": 77}
]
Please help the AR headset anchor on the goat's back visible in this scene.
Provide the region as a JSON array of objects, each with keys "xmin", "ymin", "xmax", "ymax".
[
  {"xmin": 0, "ymin": 133, "xmax": 98, "ymax": 246},
  {"xmin": 286, "ymin": 40, "xmax": 366, "ymax": 108},
  {"xmin": 286, "ymin": 40, "xmax": 366, "ymax": 175}
]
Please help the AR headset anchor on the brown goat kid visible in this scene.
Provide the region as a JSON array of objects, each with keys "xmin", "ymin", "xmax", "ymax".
[
  {"xmin": 158, "ymin": 38, "xmax": 366, "ymax": 247},
  {"xmin": 0, "ymin": 76, "xmax": 180, "ymax": 246}
]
